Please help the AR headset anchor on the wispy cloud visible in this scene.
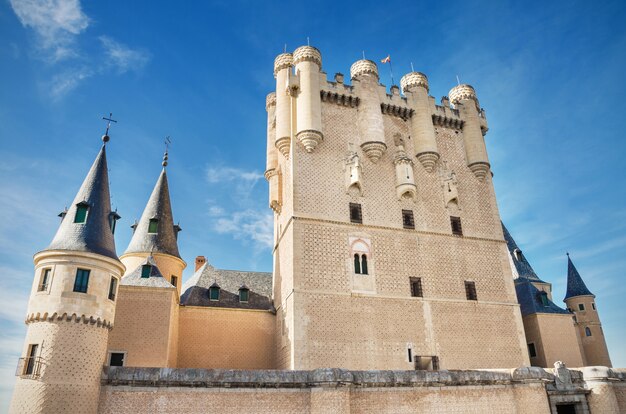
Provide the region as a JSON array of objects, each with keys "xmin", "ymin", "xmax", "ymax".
[
  {"xmin": 48, "ymin": 66, "xmax": 93, "ymax": 99},
  {"xmin": 206, "ymin": 167, "xmax": 263, "ymax": 184},
  {"xmin": 10, "ymin": 0, "xmax": 89, "ymax": 61},
  {"xmin": 99, "ymin": 36, "xmax": 151, "ymax": 73},
  {"xmin": 214, "ymin": 209, "xmax": 273, "ymax": 250}
]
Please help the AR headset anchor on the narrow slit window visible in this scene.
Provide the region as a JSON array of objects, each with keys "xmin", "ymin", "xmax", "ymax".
[
  {"xmin": 527, "ymin": 343, "xmax": 537, "ymax": 358},
  {"xmin": 349, "ymin": 203, "xmax": 362, "ymax": 224},
  {"xmin": 410, "ymin": 277, "xmax": 423, "ymax": 297},
  {"xmin": 73, "ymin": 269, "xmax": 90, "ymax": 293},
  {"xmin": 148, "ymin": 218, "xmax": 159, "ymax": 233},
  {"xmin": 171, "ymin": 275, "xmax": 178, "ymax": 287},
  {"xmin": 450, "ymin": 216, "xmax": 463, "ymax": 235},
  {"xmin": 141, "ymin": 265, "xmax": 151, "ymax": 278},
  {"xmin": 464, "ymin": 281, "xmax": 477, "ymax": 301},
  {"xmin": 407, "ymin": 348, "xmax": 413, "ymax": 363},
  {"xmin": 38, "ymin": 269, "xmax": 51, "ymax": 292},
  {"xmin": 354, "ymin": 254, "xmax": 361, "ymax": 274},
  {"xmin": 108, "ymin": 277, "xmax": 117, "ymax": 301},
  {"xmin": 361, "ymin": 254, "xmax": 368, "ymax": 275},
  {"xmin": 74, "ymin": 203, "xmax": 89, "ymax": 224},
  {"xmin": 402, "ymin": 210, "xmax": 415, "ymax": 229},
  {"xmin": 592, "ymin": 302, "xmax": 596, "ymax": 310},
  {"xmin": 585, "ymin": 327, "xmax": 592, "ymax": 337}
]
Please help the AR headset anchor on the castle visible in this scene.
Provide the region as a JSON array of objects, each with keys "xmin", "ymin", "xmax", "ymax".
[{"xmin": 9, "ymin": 46, "xmax": 624, "ymax": 414}]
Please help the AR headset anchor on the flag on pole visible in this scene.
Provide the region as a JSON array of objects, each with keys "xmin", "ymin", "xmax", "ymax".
[{"xmin": 381, "ymin": 55, "xmax": 391, "ymax": 64}]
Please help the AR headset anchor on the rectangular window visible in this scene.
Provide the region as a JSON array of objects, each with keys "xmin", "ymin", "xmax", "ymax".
[
  {"xmin": 464, "ymin": 281, "xmax": 477, "ymax": 301},
  {"xmin": 432, "ymin": 356, "xmax": 440, "ymax": 371},
  {"xmin": 592, "ymin": 302, "xmax": 596, "ymax": 310},
  {"xmin": 209, "ymin": 287, "xmax": 220, "ymax": 301},
  {"xmin": 239, "ymin": 289, "xmax": 249, "ymax": 303},
  {"xmin": 108, "ymin": 277, "xmax": 117, "ymax": 301},
  {"xmin": 407, "ymin": 348, "xmax": 413, "ymax": 363},
  {"xmin": 402, "ymin": 209, "xmax": 415, "ymax": 229},
  {"xmin": 540, "ymin": 292, "xmax": 549, "ymax": 306},
  {"xmin": 74, "ymin": 204, "xmax": 89, "ymax": 223},
  {"xmin": 73, "ymin": 269, "xmax": 90, "ymax": 293},
  {"xmin": 450, "ymin": 216, "xmax": 463, "ymax": 235},
  {"xmin": 109, "ymin": 352, "xmax": 125, "ymax": 367},
  {"xmin": 410, "ymin": 277, "xmax": 423, "ymax": 297},
  {"xmin": 38, "ymin": 268, "xmax": 51, "ymax": 291},
  {"xmin": 24, "ymin": 344, "xmax": 38, "ymax": 375},
  {"xmin": 578, "ymin": 303, "xmax": 585, "ymax": 311},
  {"xmin": 171, "ymin": 275, "xmax": 178, "ymax": 287},
  {"xmin": 148, "ymin": 218, "xmax": 159, "ymax": 233},
  {"xmin": 528, "ymin": 343, "xmax": 537, "ymax": 358},
  {"xmin": 349, "ymin": 203, "xmax": 362, "ymax": 224},
  {"xmin": 141, "ymin": 265, "xmax": 151, "ymax": 278}
]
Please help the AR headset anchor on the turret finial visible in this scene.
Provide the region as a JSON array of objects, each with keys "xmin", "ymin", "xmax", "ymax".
[
  {"xmin": 163, "ymin": 136, "xmax": 171, "ymax": 167},
  {"xmin": 101, "ymin": 112, "xmax": 117, "ymax": 143}
]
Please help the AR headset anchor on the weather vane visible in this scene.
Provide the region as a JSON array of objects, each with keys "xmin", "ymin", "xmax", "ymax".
[
  {"xmin": 101, "ymin": 113, "xmax": 117, "ymax": 143},
  {"xmin": 163, "ymin": 136, "xmax": 172, "ymax": 167}
]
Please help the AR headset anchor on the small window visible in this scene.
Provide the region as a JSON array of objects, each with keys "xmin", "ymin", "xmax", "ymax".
[
  {"xmin": 38, "ymin": 269, "xmax": 51, "ymax": 292},
  {"xmin": 407, "ymin": 348, "xmax": 413, "ymax": 363},
  {"xmin": 109, "ymin": 212, "xmax": 120, "ymax": 234},
  {"xmin": 171, "ymin": 275, "xmax": 178, "ymax": 287},
  {"xmin": 74, "ymin": 203, "xmax": 89, "ymax": 223},
  {"xmin": 349, "ymin": 203, "xmax": 362, "ymax": 224},
  {"xmin": 450, "ymin": 216, "xmax": 463, "ymax": 236},
  {"xmin": 410, "ymin": 277, "xmax": 423, "ymax": 297},
  {"xmin": 354, "ymin": 253, "xmax": 361, "ymax": 274},
  {"xmin": 24, "ymin": 344, "xmax": 39, "ymax": 375},
  {"xmin": 209, "ymin": 285, "xmax": 220, "ymax": 301},
  {"xmin": 73, "ymin": 269, "xmax": 90, "ymax": 293},
  {"xmin": 527, "ymin": 343, "xmax": 537, "ymax": 358},
  {"xmin": 402, "ymin": 210, "xmax": 415, "ymax": 229},
  {"xmin": 578, "ymin": 303, "xmax": 585, "ymax": 311},
  {"xmin": 539, "ymin": 291, "xmax": 549, "ymax": 307},
  {"xmin": 141, "ymin": 265, "xmax": 151, "ymax": 278},
  {"xmin": 239, "ymin": 287, "xmax": 250, "ymax": 303},
  {"xmin": 148, "ymin": 218, "xmax": 159, "ymax": 233},
  {"xmin": 585, "ymin": 327, "xmax": 592, "ymax": 337},
  {"xmin": 591, "ymin": 302, "xmax": 596, "ymax": 310},
  {"xmin": 361, "ymin": 254, "xmax": 368, "ymax": 275},
  {"xmin": 108, "ymin": 277, "xmax": 117, "ymax": 301},
  {"xmin": 464, "ymin": 281, "xmax": 477, "ymax": 301},
  {"xmin": 109, "ymin": 352, "xmax": 125, "ymax": 367}
]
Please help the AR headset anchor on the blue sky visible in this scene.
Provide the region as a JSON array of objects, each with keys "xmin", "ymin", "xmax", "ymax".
[{"xmin": 1, "ymin": 0, "xmax": 625, "ymax": 409}]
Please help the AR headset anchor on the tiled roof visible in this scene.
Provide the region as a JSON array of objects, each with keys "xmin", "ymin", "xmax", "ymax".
[
  {"xmin": 180, "ymin": 262, "xmax": 273, "ymax": 310},
  {"xmin": 124, "ymin": 169, "xmax": 181, "ymax": 259},
  {"xmin": 120, "ymin": 256, "xmax": 175, "ymax": 289},
  {"xmin": 564, "ymin": 255, "xmax": 594, "ymax": 300},
  {"xmin": 501, "ymin": 222, "xmax": 544, "ymax": 282},
  {"xmin": 46, "ymin": 145, "xmax": 119, "ymax": 260},
  {"xmin": 514, "ymin": 278, "xmax": 570, "ymax": 316}
]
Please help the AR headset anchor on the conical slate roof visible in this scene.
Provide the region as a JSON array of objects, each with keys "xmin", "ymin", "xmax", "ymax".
[
  {"xmin": 501, "ymin": 222, "xmax": 543, "ymax": 282},
  {"xmin": 46, "ymin": 145, "xmax": 118, "ymax": 260},
  {"xmin": 564, "ymin": 254, "xmax": 594, "ymax": 300},
  {"xmin": 124, "ymin": 168, "xmax": 181, "ymax": 258}
]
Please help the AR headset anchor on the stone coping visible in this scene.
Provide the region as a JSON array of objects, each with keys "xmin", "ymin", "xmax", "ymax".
[{"xmin": 102, "ymin": 367, "xmax": 559, "ymax": 388}]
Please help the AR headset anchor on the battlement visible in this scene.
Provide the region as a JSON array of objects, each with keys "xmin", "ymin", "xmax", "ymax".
[{"xmin": 350, "ymin": 59, "xmax": 379, "ymax": 80}]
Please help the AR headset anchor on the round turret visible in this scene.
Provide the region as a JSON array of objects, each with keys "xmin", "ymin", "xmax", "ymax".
[
  {"xmin": 449, "ymin": 84, "xmax": 478, "ymax": 106},
  {"xmin": 266, "ymin": 92, "xmax": 276, "ymax": 110},
  {"xmin": 293, "ymin": 46, "xmax": 322, "ymax": 68},
  {"xmin": 273, "ymin": 53, "xmax": 293, "ymax": 76},
  {"xmin": 350, "ymin": 59, "xmax": 379, "ymax": 80},
  {"xmin": 400, "ymin": 72, "xmax": 429, "ymax": 93}
]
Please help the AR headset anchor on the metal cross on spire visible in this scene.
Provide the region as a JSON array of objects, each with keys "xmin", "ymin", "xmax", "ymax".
[
  {"xmin": 163, "ymin": 136, "xmax": 172, "ymax": 167},
  {"xmin": 101, "ymin": 113, "xmax": 117, "ymax": 143}
]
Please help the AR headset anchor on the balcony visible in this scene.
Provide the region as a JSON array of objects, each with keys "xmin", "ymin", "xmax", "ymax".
[{"xmin": 15, "ymin": 356, "xmax": 43, "ymax": 378}]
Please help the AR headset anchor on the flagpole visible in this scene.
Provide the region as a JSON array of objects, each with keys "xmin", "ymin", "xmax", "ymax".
[{"xmin": 389, "ymin": 58, "xmax": 395, "ymax": 86}]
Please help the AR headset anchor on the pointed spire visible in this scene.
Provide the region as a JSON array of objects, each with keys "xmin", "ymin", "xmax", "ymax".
[
  {"xmin": 564, "ymin": 254, "xmax": 594, "ymax": 300},
  {"xmin": 501, "ymin": 222, "xmax": 543, "ymax": 282},
  {"xmin": 46, "ymin": 145, "xmax": 119, "ymax": 260},
  {"xmin": 124, "ymin": 164, "xmax": 181, "ymax": 259}
]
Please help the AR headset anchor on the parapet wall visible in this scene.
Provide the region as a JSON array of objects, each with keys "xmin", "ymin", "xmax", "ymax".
[{"xmin": 98, "ymin": 366, "xmax": 626, "ymax": 413}]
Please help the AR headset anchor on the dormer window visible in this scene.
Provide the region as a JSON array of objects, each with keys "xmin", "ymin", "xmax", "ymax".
[
  {"xmin": 74, "ymin": 202, "xmax": 89, "ymax": 224},
  {"xmin": 514, "ymin": 248, "xmax": 523, "ymax": 261},
  {"xmin": 148, "ymin": 218, "xmax": 159, "ymax": 233},
  {"xmin": 141, "ymin": 265, "xmax": 151, "ymax": 278},
  {"xmin": 539, "ymin": 291, "xmax": 549, "ymax": 307},
  {"xmin": 239, "ymin": 286, "xmax": 249, "ymax": 303},
  {"xmin": 209, "ymin": 283, "xmax": 220, "ymax": 301},
  {"xmin": 174, "ymin": 224, "xmax": 182, "ymax": 240},
  {"xmin": 109, "ymin": 211, "xmax": 121, "ymax": 234}
]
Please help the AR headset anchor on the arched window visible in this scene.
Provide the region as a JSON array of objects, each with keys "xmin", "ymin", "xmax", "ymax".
[
  {"xmin": 585, "ymin": 327, "xmax": 592, "ymax": 337},
  {"xmin": 361, "ymin": 254, "xmax": 368, "ymax": 275},
  {"xmin": 354, "ymin": 254, "xmax": 361, "ymax": 274}
]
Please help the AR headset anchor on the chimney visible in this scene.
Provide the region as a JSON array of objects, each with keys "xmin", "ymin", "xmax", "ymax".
[{"xmin": 195, "ymin": 256, "xmax": 206, "ymax": 271}]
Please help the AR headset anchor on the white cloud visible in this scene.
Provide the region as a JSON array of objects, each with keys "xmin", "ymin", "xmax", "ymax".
[
  {"xmin": 214, "ymin": 210, "xmax": 273, "ymax": 250},
  {"xmin": 99, "ymin": 36, "xmax": 150, "ymax": 73},
  {"xmin": 48, "ymin": 66, "xmax": 93, "ymax": 99},
  {"xmin": 10, "ymin": 0, "xmax": 89, "ymax": 61},
  {"xmin": 206, "ymin": 167, "xmax": 263, "ymax": 184}
]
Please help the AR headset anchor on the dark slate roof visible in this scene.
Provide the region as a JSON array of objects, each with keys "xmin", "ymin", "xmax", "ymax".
[
  {"xmin": 124, "ymin": 169, "xmax": 181, "ymax": 259},
  {"xmin": 514, "ymin": 278, "xmax": 570, "ymax": 316},
  {"xmin": 501, "ymin": 222, "xmax": 544, "ymax": 282},
  {"xmin": 180, "ymin": 262, "xmax": 273, "ymax": 310},
  {"xmin": 46, "ymin": 145, "xmax": 119, "ymax": 260},
  {"xmin": 120, "ymin": 256, "xmax": 175, "ymax": 289},
  {"xmin": 564, "ymin": 255, "xmax": 594, "ymax": 300}
]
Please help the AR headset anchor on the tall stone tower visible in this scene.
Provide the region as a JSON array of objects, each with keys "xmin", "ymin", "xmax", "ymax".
[
  {"xmin": 10, "ymin": 137, "xmax": 124, "ymax": 413},
  {"xmin": 267, "ymin": 46, "xmax": 529, "ymax": 370},
  {"xmin": 564, "ymin": 254, "xmax": 612, "ymax": 367}
]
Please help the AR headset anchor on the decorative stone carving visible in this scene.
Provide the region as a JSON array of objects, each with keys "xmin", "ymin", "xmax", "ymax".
[
  {"xmin": 360, "ymin": 141, "xmax": 387, "ymax": 164},
  {"xmin": 344, "ymin": 145, "xmax": 363, "ymax": 196},
  {"xmin": 275, "ymin": 137, "xmax": 291, "ymax": 159},
  {"xmin": 293, "ymin": 46, "xmax": 322, "ymax": 67},
  {"xmin": 553, "ymin": 361, "xmax": 574, "ymax": 391},
  {"xmin": 264, "ymin": 169, "xmax": 282, "ymax": 213},
  {"xmin": 449, "ymin": 84, "xmax": 480, "ymax": 109},
  {"xmin": 393, "ymin": 136, "xmax": 417, "ymax": 200},
  {"xmin": 273, "ymin": 53, "xmax": 293, "ymax": 76},
  {"xmin": 265, "ymin": 92, "xmax": 276, "ymax": 109},
  {"xmin": 297, "ymin": 130, "xmax": 323, "ymax": 153},
  {"xmin": 469, "ymin": 161, "xmax": 490, "ymax": 181},
  {"xmin": 350, "ymin": 59, "xmax": 379, "ymax": 80},
  {"xmin": 416, "ymin": 152, "xmax": 440, "ymax": 173},
  {"xmin": 400, "ymin": 72, "xmax": 429, "ymax": 93},
  {"xmin": 439, "ymin": 161, "xmax": 459, "ymax": 208}
]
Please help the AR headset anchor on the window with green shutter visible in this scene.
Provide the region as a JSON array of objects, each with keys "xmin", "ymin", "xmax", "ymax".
[
  {"xmin": 73, "ymin": 269, "xmax": 90, "ymax": 293},
  {"xmin": 148, "ymin": 218, "xmax": 159, "ymax": 233},
  {"xmin": 141, "ymin": 265, "xmax": 151, "ymax": 278},
  {"xmin": 74, "ymin": 203, "xmax": 89, "ymax": 223}
]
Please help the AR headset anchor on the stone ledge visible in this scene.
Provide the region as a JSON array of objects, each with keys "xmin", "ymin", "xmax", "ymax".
[{"xmin": 102, "ymin": 367, "xmax": 556, "ymax": 389}]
